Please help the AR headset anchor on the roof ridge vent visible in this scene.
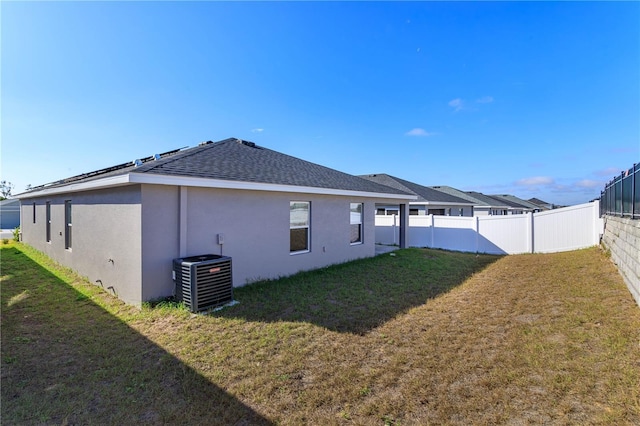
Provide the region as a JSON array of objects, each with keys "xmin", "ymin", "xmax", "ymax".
[
  {"xmin": 153, "ymin": 154, "xmax": 161, "ymax": 161},
  {"xmin": 133, "ymin": 159, "xmax": 143, "ymax": 167},
  {"xmin": 199, "ymin": 140, "xmax": 214, "ymax": 146}
]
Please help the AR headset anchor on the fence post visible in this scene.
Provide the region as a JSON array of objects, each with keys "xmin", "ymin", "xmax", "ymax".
[
  {"xmin": 528, "ymin": 212, "xmax": 534, "ymax": 253},
  {"xmin": 475, "ymin": 215, "xmax": 480, "ymax": 253},
  {"xmin": 392, "ymin": 214, "xmax": 397, "ymax": 245},
  {"xmin": 620, "ymin": 171, "xmax": 624, "ymax": 217},
  {"xmin": 592, "ymin": 200, "xmax": 602, "ymax": 245},
  {"xmin": 430, "ymin": 214, "xmax": 435, "ymax": 248},
  {"xmin": 632, "ymin": 163, "xmax": 637, "ymax": 219}
]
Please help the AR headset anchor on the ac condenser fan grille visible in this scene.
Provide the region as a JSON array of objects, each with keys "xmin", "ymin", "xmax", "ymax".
[{"xmin": 173, "ymin": 254, "xmax": 233, "ymax": 312}]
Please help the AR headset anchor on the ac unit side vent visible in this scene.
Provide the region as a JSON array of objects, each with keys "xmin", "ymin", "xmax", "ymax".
[{"xmin": 173, "ymin": 254, "xmax": 233, "ymax": 312}]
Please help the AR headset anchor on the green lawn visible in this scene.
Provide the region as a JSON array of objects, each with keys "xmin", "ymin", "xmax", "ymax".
[{"xmin": 2, "ymin": 242, "xmax": 639, "ymax": 425}]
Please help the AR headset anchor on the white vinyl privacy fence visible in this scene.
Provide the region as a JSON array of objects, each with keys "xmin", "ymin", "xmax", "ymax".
[{"xmin": 375, "ymin": 201, "xmax": 603, "ymax": 255}]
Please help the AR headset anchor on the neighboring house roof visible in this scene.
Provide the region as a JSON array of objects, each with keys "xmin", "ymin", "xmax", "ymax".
[
  {"xmin": 464, "ymin": 191, "xmax": 512, "ymax": 209},
  {"xmin": 0, "ymin": 199, "xmax": 21, "ymax": 229},
  {"xmin": 490, "ymin": 194, "xmax": 540, "ymax": 210},
  {"xmin": 359, "ymin": 174, "xmax": 474, "ymax": 206},
  {"xmin": 0, "ymin": 198, "xmax": 21, "ymax": 209},
  {"xmin": 16, "ymin": 138, "xmax": 415, "ymax": 200},
  {"xmin": 528, "ymin": 198, "xmax": 553, "ymax": 209},
  {"xmin": 429, "ymin": 186, "xmax": 511, "ymax": 209}
]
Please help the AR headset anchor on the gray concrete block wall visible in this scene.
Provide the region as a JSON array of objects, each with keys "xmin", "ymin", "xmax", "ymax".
[{"xmin": 602, "ymin": 216, "xmax": 640, "ymax": 307}]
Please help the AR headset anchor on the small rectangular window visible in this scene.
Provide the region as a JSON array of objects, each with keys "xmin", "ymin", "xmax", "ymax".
[
  {"xmin": 290, "ymin": 201, "xmax": 310, "ymax": 253},
  {"xmin": 46, "ymin": 202, "xmax": 51, "ymax": 242},
  {"xmin": 350, "ymin": 203, "xmax": 363, "ymax": 244},
  {"xmin": 64, "ymin": 200, "xmax": 72, "ymax": 249},
  {"xmin": 32, "ymin": 203, "xmax": 36, "ymax": 223}
]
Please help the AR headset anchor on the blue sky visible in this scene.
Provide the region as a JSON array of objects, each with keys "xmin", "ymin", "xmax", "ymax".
[{"xmin": 2, "ymin": 1, "xmax": 638, "ymax": 206}]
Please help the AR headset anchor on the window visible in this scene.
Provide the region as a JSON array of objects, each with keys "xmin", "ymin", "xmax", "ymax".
[
  {"xmin": 350, "ymin": 203, "xmax": 363, "ymax": 244},
  {"xmin": 32, "ymin": 203, "xmax": 36, "ymax": 223},
  {"xmin": 409, "ymin": 208, "xmax": 419, "ymax": 216},
  {"xmin": 376, "ymin": 208, "xmax": 385, "ymax": 215},
  {"xmin": 64, "ymin": 200, "xmax": 72, "ymax": 249},
  {"xmin": 46, "ymin": 202, "xmax": 51, "ymax": 242},
  {"xmin": 428, "ymin": 208, "xmax": 445, "ymax": 216},
  {"xmin": 386, "ymin": 209, "xmax": 398, "ymax": 216},
  {"xmin": 290, "ymin": 201, "xmax": 310, "ymax": 253}
]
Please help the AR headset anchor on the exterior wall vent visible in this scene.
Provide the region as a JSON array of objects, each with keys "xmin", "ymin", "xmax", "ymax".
[{"xmin": 172, "ymin": 254, "xmax": 233, "ymax": 312}]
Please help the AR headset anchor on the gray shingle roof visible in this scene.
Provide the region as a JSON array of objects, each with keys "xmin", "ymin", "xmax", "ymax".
[
  {"xmin": 464, "ymin": 191, "xmax": 511, "ymax": 208},
  {"xmin": 359, "ymin": 174, "xmax": 474, "ymax": 205},
  {"xmin": 430, "ymin": 186, "xmax": 518, "ymax": 209},
  {"xmin": 24, "ymin": 138, "xmax": 412, "ymax": 197},
  {"xmin": 490, "ymin": 194, "xmax": 540, "ymax": 210}
]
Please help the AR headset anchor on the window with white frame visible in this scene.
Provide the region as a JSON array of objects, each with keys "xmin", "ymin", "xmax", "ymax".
[
  {"xmin": 350, "ymin": 202, "xmax": 363, "ymax": 244},
  {"xmin": 290, "ymin": 201, "xmax": 310, "ymax": 253}
]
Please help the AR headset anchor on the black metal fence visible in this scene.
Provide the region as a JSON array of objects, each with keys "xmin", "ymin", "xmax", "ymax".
[{"xmin": 600, "ymin": 163, "xmax": 639, "ymax": 219}]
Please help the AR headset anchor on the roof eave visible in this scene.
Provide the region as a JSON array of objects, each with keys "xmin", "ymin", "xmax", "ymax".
[
  {"xmin": 16, "ymin": 172, "xmax": 417, "ymax": 201},
  {"xmin": 15, "ymin": 174, "xmax": 133, "ymax": 199},
  {"xmin": 409, "ymin": 201, "xmax": 475, "ymax": 206}
]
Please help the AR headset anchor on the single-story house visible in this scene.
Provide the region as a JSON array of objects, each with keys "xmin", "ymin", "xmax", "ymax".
[
  {"xmin": 359, "ymin": 174, "xmax": 475, "ymax": 216},
  {"xmin": 0, "ymin": 198, "xmax": 21, "ymax": 230},
  {"xmin": 527, "ymin": 198, "xmax": 554, "ymax": 210},
  {"xmin": 489, "ymin": 194, "xmax": 541, "ymax": 214},
  {"xmin": 429, "ymin": 186, "xmax": 511, "ymax": 216},
  {"xmin": 16, "ymin": 138, "xmax": 415, "ymax": 306}
]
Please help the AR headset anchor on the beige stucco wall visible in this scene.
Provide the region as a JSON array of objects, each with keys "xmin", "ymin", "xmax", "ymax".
[{"xmin": 20, "ymin": 186, "xmax": 143, "ymax": 305}]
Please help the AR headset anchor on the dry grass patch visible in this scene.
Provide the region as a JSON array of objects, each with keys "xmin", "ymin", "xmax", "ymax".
[{"xmin": 2, "ymin": 243, "xmax": 639, "ymax": 425}]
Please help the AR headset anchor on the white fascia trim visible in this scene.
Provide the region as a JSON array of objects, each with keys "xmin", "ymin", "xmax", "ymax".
[
  {"xmin": 16, "ymin": 172, "xmax": 416, "ymax": 201},
  {"xmin": 129, "ymin": 173, "xmax": 416, "ymax": 200},
  {"xmin": 15, "ymin": 175, "xmax": 132, "ymax": 199}
]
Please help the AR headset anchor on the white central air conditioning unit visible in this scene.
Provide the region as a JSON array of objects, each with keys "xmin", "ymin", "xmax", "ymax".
[{"xmin": 172, "ymin": 254, "xmax": 233, "ymax": 312}]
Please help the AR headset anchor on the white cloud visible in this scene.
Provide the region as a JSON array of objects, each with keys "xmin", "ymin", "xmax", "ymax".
[
  {"xmin": 405, "ymin": 128, "xmax": 437, "ymax": 137},
  {"xmin": 448, "ymin": 98, "xmax": 464, "ymax": 112},
  {"xmin": 516, "ymin": 176, "xmax": 555, "ymax": 186},
  {"xmin": 576, "ymin": 179, "xmax": 602, "ymax": 189},
  {"xmin": 476, "ymin": 96, "xmax": 494, "ymax": 104},
  {"xmin": 251, "ymin": 128, "xmax": 264, "ymax": 133}
]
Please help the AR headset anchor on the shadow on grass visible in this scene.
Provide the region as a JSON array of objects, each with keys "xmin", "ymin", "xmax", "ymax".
[
  {"xmin": 1, "ymin": 246, "xmax": 272, "ymax": 425},
  {"xmin": 215, "ymin": 248, "xmax": 502, "ymax": 335}
]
